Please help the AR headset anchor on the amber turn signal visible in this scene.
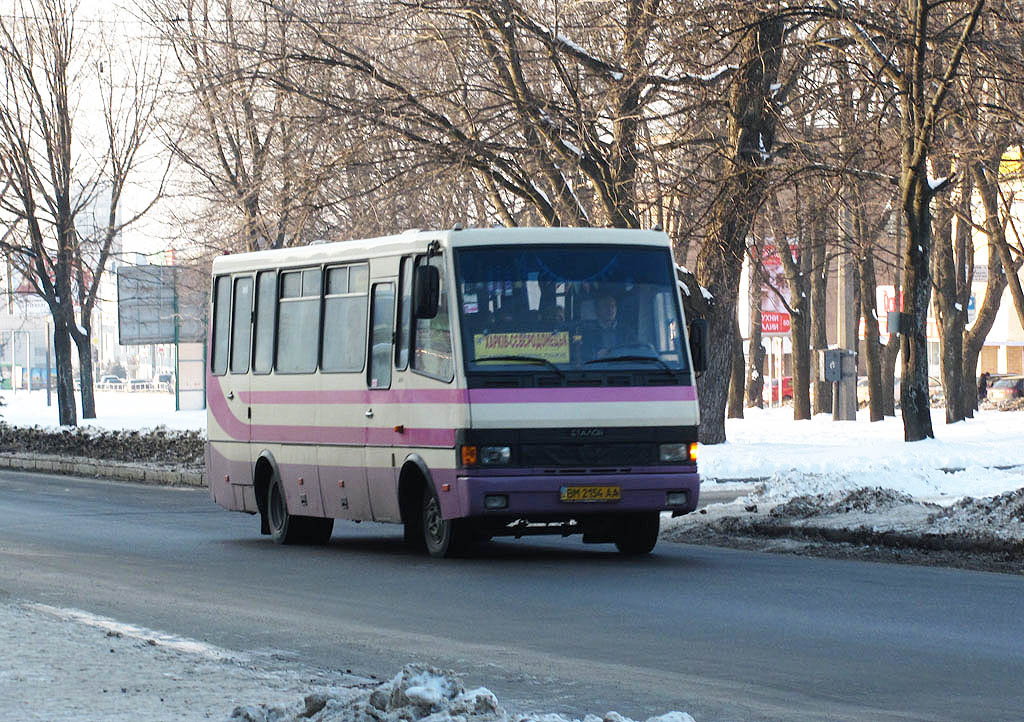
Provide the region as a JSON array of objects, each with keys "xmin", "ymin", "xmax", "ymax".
[{"xmin": 461, "ymin": 445, "xmax": 478, "ymax": 466}]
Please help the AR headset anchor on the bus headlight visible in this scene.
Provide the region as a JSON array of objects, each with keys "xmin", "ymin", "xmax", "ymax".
[
  {"xmin": 479, "ymin": 446, "xmax": 511, "ymax": 465},
  {"xmin": 660, "ymin": 443, "xmax": 697, "ymax": 463}
]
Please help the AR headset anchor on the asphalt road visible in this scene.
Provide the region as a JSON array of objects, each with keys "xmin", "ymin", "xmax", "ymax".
[{"xmin": 0, "ymin": 469, "xmax": 1021, "ymax": 722}]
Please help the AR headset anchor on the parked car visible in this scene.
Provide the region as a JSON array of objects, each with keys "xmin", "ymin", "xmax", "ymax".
[
  {"xmin": 100, "ymin": 375, "xmax": 124, "ymax": 385},
  {"xmin": 988, "ymin": 375, "xmax": 1024, "ymax": 402},
  {"xmin": 764, "ymin": 376, "xmax": 793, "ymax": 403}
]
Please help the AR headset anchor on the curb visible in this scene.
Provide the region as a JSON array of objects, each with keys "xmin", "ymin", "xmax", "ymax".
[{"xmin": 0, "ymin": 453, "xmax": 206, "ymax": 487}]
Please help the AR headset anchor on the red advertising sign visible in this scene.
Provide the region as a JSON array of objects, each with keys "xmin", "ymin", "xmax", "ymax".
[{"xmin": 760, "ymin": 242, "xmax": 795, "ymax": 335}]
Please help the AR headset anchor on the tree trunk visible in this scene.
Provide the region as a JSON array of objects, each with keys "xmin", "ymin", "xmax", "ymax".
[
  {"xmin": 727, "ymin": 318, "xmax": 745, "ymax": 418},
  {"xmin": 694, "ymin": 13, "xmax": 783, "ymax": 444},
  {"xmin": 810, "ymin": 218, "xmax": 831, "ymax": 415},
  {"xmin": 931, "ymin": 165, "xmax": 967, "ymax": 424},
  {"xmin": 900, "ymin": 178, "xmax": 935, "ymax": 441},
  {"xmin": 859, "ymin": 250, "xmax": 885, "ymax": 421},
  {"xmin": 965, "ymin": 156, "xmax": 1017, "ymax": 411},
  {"xmin": 51, "ymin": 308, "xmax": 77, "ymax": 427},
  {"xmin": 73, "ymin": 327, "xmax": 97, "ymax": 419}
]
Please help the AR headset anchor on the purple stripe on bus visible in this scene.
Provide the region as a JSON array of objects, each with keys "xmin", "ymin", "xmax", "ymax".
[{"xmin": 468, "ymin": 386, "xmax": 697, "ymax": 404}]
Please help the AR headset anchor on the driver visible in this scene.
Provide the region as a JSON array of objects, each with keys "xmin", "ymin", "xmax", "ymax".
[{"xmin": 592, "ymin": 294, "xmax": 621, "ymax": 358}]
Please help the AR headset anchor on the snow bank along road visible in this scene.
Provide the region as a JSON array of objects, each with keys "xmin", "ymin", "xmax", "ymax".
[{"xmin": 1, "ymin": 469, "xmax": 1023, "ymax": 722}]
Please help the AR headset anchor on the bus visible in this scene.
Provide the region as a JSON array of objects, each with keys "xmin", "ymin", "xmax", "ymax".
[{"xmin": 206, "ymin": 227, "xmax": 705, "ymax": 557}]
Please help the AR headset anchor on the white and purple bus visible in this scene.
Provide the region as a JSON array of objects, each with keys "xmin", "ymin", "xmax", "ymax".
[{"xmin": 206, "ymin": 227, "xmax": 704, "ymax": 557}]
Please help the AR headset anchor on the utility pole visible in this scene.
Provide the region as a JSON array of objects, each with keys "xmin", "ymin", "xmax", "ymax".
[{"xmin": 835, "ymin": 210, "xmax": 858, "ymax": 421}]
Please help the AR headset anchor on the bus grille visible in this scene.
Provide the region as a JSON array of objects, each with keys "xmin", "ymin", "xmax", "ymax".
[{"xmin": 521, "ymin": 443, "xmax": 656, "ymax": 468}]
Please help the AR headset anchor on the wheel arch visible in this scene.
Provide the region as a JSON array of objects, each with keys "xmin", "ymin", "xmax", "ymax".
[
  {"xmin": 253, "ymin": 450, "xmax": 280, "ymax": 535},
  {"xmin": 398, "ymin": 454, "xmax": 435, "ymax": 527}
]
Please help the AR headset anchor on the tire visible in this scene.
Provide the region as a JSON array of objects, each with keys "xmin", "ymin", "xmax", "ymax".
[
  {"xmin": 265, "ymin": 474, "xmax": 334, "ymax": 545},
  {"xmin": 614, "ymin": 512, "xmax": 660, "ymax": 555},
  {"xmin": 422, "ymin": 488, "xmax": 469, "ymax": 558},
  {"xmin": 303, "ymin": 516, "xmax": 335, "ymax": 546}
]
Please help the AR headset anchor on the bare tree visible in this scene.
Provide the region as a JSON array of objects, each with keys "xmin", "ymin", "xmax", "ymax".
[
  {"xmin": 824, "ymin": 0, "xmax": 986, "ymax": 441},
  {"xmin": 0, "ymin": 1, "xmax": 165, "ymax": 422},
  {"xmin": 0, "ymin": 0, "xmax": 82, "ymax": 425}
]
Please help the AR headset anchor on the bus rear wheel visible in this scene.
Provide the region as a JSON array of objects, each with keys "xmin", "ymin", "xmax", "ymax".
[
  {"xmin": 614, "ymin": 512, "xmax": 660, "ymax": 555},
  {"xmin": 422, "ymin": 488, "xmax": 469, "ymax": 558},
  {"xmin": 266, "ymin": 475, "xmax": 333, "ymax": 545}
]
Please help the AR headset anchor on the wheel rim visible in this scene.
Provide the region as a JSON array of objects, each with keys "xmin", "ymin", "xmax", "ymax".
[
  {"xmin": 424, "ymin": 494, "xmax": 445, "ymax": 546},
  {"xmin": 269, "ymin": 483, "xmax": 285, "ymax": 532}
]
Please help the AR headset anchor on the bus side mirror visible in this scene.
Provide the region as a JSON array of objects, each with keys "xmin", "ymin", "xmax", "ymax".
[
  {"xmin": 688, "ymin": 318, "xmax": 708, "ymax": 374},
  {"xmin": 413, "ymin": 264, "xmax": 440, "ymax": 319}
]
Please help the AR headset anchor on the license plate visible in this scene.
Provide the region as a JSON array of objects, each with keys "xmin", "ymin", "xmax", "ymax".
[{"xmin": 560, "ymin": 485, "xmax": 621, "ymax": 502}]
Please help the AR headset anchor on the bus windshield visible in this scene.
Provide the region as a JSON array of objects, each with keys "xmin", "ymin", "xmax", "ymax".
[{"xmin": 455, "ymin": 245, "xmax": 687, "ymax": 374}]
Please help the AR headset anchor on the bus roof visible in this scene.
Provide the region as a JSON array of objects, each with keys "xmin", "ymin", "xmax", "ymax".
[{"xmin": 211, "ymin": 227, "xmax": 671, "ymax": 274}]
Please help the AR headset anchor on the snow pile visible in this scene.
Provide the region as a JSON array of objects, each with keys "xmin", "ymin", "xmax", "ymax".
[
  {"xmin": 0, "ymin": 422, "xmax": 204, "ymax": 467},
  {"xmin": 768, "ymin": 486, "xmax": 918, "ymax": 520},
  {"xmin": 928, "ymin": 488, "xmax": 1024, "ymax": 541},
  {"xmin": 228, "ymin": 665, "xmax": 694, "ymax": 722}
]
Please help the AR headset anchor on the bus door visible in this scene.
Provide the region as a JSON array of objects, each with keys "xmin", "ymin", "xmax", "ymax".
[
  {"xmin": 363, "ymin": 264, "xmax": 402, "ymax": 522},
  {"xmin": 224, "ymin": 274, "xmax": 255, "ymax": 506},
  {"xmin": 317, "ymin": 262, "xmax": 372, "ymax": 521}
]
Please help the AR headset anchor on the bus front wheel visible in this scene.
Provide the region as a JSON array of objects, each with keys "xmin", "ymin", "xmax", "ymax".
[
  {"xmin": 422, "ymin": 488, "xmax": 469, "ymax": 558},
  {"xmin": 614, "ymin": 512, "xmax": 660, "ymax": 555}
]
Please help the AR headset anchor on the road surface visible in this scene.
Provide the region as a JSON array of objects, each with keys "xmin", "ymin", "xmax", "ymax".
[{"xmin": 0, "ymin": 469, "xmax": 1021, "ymax": 722}]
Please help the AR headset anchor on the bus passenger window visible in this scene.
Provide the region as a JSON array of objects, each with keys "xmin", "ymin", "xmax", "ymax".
[
  {"xmin": 230, "ymin": 276, "xmax": 254, "ymax": 374},
  {"xmin": 412, "ymin": 255, "xmax": 453, "ymax": 381},
  {"xmin": 369, "ymin": 283, "xmax": 395, "ymax": 389},
  {"xmin": 322, "ymin": 263, "xmax": 368, "ymax": 372},
  {"xmin": 211, "ymin": 276, "xmax": 230, "ymax": 376},
  {"xmin": 276, "ymin": 269, "xmax": 320, "ymax": 373},
  {"xmin": 253, "ymin": 271, "xmax": 277, "ymax": 374}
]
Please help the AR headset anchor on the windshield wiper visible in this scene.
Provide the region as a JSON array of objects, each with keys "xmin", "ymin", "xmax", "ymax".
[
  {"xmin": 584, "ymin": 355, "xmax": 677, "ymax": 374},
  {"xmin": 473, "ymin": 355, "xmax": 565, "ymax": 378}
]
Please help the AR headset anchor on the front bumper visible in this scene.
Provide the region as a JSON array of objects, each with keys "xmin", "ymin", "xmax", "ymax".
[{"xmin": 448, "ymin": 466, "xmax": 700, "ymax": 519}]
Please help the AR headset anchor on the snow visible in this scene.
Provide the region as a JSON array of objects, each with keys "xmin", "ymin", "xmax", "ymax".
[
  {"xmin": 0, "ymin": 389, "xmax": 205, "ymax": 431},
  {"xmin": 0, "ymin": 600, "xmax": 695, "ymax": 722},
  {"xmin": 928, "ymin": 176, "xmax": 948, "ymax": 189},
  {"xmin": 680, "ymin": 65, "xmax": 736, "ymax": 83},
  {"xmin": 702, "ymin": 406, "xmax": 1024, "ymax": 500},
  {"xmin": 559, "ymin": 138, "xmax": 583, "ymax": 157}
]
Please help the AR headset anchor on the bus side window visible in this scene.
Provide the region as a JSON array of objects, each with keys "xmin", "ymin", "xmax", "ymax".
[
  {"xmin": 276, "ymin": 268, "xmax": 321, "ymax": 373},
  {"xmin": 211, "ymin": 276, "xmax": 230, "ymax": 376},
  {"xmin": 412, "ymin": 254, "xmax": 453, "ymax": 381},
  {"xmin": 395, "ymin": 257, "xmax": 412, "ymax": 370},
  {"xmin": 322, "ymin": 263, "xmax": 368, "ymax": 373},
  {"xmin": 230, "ymin": 276, "xmax": 254, "ymax": 374},
  {"xmin": 252, "ymin": 270, "xmax": 277, "ymax": 374}
]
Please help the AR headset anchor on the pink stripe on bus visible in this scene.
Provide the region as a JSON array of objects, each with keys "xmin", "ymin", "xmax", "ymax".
[{"xmin": 209, "ymin": 377, "xmax": 454, "ymax": 447}]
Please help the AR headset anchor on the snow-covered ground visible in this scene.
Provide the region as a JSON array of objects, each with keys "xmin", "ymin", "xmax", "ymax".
[
  {"xmin": 0, "ymin": 389, "xmax": 206, "ymax": 432},
  {"xmin": 0, "ymin": 599, "xmax": 693, "ymax": 722}
]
